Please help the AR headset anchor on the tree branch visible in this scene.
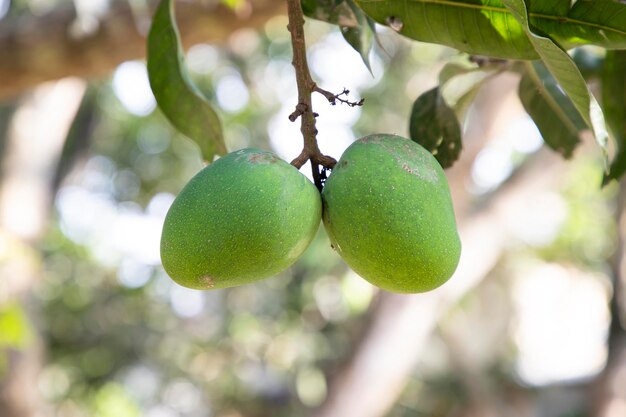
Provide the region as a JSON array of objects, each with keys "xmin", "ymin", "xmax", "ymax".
[
  {"xmin": 285, "ymin": 0, "xmax": 336, "ymax": 190},
  {"xmin": 0, "ymin": 0, "xmax": 285, "ymax": 100},
  {"xmin": 313, "ymin": 86, "xmax": 365, "ymax": 107}
]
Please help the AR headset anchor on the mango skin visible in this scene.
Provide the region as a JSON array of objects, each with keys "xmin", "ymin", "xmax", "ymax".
[
  {"xmin": 160, "ymin": 148, "xmax": 321, "ymax": 290},
  {"xmin": 321, "ymin": 134, "xmax": 461, "ymax": 293}
]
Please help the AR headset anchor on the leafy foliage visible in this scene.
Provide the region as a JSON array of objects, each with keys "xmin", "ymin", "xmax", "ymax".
[
  {"xmin": 602, "ymin": 50, "xmax": 626, "ymax": 183},
  {"xmin": 355, "ymin": 0, "xmax": 626, "ymax": 59},
  {"xmin": 518, "ymin": 61, "xmax": 585, "ymax": 158},
  {"xmin": 147, "ymin": 0, "xmax": 227, "ymax": 163},
  {"xmin": 352, "ymin": 0, "xmax": 611, "ymax": 168},
  {"xmin": 436, "ymin": 61, "xmax": 500, "ymax": 119},
  {"xmin": 141, "ymin": 0, "xmax": 626, "ymax": 176},
  {"xmin": 356, "ymin": 0, "xmax": 535, "ymax": 59},
  {"xmin": 409, "ymin": 61, "xmax": 500, "ymax": 167},
  {"xmin": 340, "ymin": 1, "xmax": 376, "ymax": 72},
  {"xmin": 501, "ymin": 0, "xmax": 609, "ymax": 167},
  {"xmin": 409, "ymin": 88, "xmax": 462, "ymax": 169}
]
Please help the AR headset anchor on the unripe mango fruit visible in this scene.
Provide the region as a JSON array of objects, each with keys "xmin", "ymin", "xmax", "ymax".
[
  {"xmin": 321, "ymin": 134, "xmax": 461, "ymax": 293},
  {"xmin": 160, "ymin": 148, "xmax": 321, "ymax": 290}
]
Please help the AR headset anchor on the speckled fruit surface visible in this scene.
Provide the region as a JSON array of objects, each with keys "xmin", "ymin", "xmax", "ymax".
[
  {"xmin": 321, "ymin": 134, "xmax": 461, "ymax": 293},
  {"xmin": 160, "ymin": 148, "xmax": 321, "ymax": 290}
]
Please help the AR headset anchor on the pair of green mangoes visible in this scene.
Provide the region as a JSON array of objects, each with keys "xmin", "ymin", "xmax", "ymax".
[{"xmin": 160, "ymin": 134, "xmax": 461, "ymax": 293}]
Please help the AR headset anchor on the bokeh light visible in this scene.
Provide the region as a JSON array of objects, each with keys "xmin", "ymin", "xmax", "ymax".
[{"xmin": 112, "ymin": 61, "xmax": 156, "ymax": 117}]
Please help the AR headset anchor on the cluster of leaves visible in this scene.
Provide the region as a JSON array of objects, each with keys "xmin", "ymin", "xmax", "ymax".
[
  {"xmin": 147, "ymin": 0, "xmax": 626, "ymax": 182},
  {"xmin": 319, "ymin": 0, "xmax": 626, "ymax": 181}
]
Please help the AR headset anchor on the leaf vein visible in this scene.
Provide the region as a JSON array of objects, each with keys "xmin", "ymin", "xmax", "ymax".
[{"xmin": 358, "ymin": 0, "xmax": 626, "ymax": 37}]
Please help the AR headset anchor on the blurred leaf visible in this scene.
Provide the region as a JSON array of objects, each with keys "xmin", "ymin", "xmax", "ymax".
[
  {"xmin": 572, "ymin": 47, "xmax": 605, "ymax": 80},
  {"xmin": 220, "ymin": 0, "xmax": 245, "ymax": 9},
  {"xmin": 502, "ymin": 0, "xmax": 609, "ymax": 168},
  {"xmin": 355, "ymin": 0, "xmax": 626, "ymax": 60},
  {"xmin": 0, "ymin": 302, "xmax": 34, "ymax": 350},
  {"xmin": 92, "ymin": 383, "xmax": 140, "ymax": 417},
  {"xmin": 340, "ymin": 1, "xmax": 375, "ymax": 73},
  {"xmin": 438, "ymin": 61, "xmax": 501, "ymax": 119},
  {"xmin": 602, "ymin": 50, "xmax": 626, "ymax": 183},
  {"xmin": 518, "ymin": 61, "xmax": 585, "ymax": 158},
  {"xmin": 409, "ymin": 61, "xmax": 500, "ymax": 168},
  {"xmin": 302, "ymin": 0, "xmax": 359, "ymax": 27},
  {"xmin": 409, "ymin": 87, "xmax": 462, "ymax": 169},
  {"xmin": 147, "ymin": 0, "xmax": 227, "ymax": 163}
]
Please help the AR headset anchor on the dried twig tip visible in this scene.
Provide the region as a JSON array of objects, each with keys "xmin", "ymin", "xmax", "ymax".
[
  {"xmin": 288, "ymin": 102, "xmax": 308, "ymax": 122},
  {"xmin": 313, "ymin": 85, "xmax": 364, "ymax": 108}
]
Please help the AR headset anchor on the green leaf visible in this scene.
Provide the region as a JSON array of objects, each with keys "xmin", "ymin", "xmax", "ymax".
[
  {"xmin": 340, "ymin": 1, "xmax": 376, "ymax": 72},
  {"xmin": 302, "ymin": 0, "xmax": 359, "ymax": 27},
  {"xmin": 92, "ymin": 384, "xmax": 140, "ymax": 417},
  {"xmin": 147, "ymin": 0, "xmax": 226, "ymax": 163},
  {"xmin": 518, "ymin": 61, "xmax": 585, "ymax": 158},
  {"xmin": 438, "ymin": 61, "xmax": 501, "ymax": 118},
  {"xmin": 602, "ymin": 50, "xmax": 626, "ymax": 183},
  {"xmin": 501, "ymin": 0, "xmax": 609, "ymax": 167},
  {"xmin": 354, "ymin": 0, "xmax": 626, "ymax": 60},
  {"xmin": 549, "ymin": 1, "xmax": 626, "ymax": 52},
  {"xmin": 220, "ymin": 0, "xmax": 245, "ymax": 9},
  {"xmin": 409, "ymin": 60, "xmax": 501, "ymax": 168},
  {"xmin": 409, "ymin": 88, "xmax": 462, "ymax": 169},
  {"xmin": 355, "ymin": 0, "xmax": 534, "ymax": 59},
  {"xmin": 572, "ymin": 48, "xmax": 605, "ymax": 80},
  {"xmin": 0, "ymin": 302, "xmax": 34, "ymax": 350}
]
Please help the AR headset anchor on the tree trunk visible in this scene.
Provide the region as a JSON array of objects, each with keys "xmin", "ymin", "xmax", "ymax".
[{"xmin": 0, "ymin": 78, "xmax": 86, "ymax": 417}]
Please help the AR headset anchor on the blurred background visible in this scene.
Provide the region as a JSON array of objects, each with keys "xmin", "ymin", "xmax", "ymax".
[{"xmin": 0, "ymin": 1, "xmax": 624, "ymax": 417}]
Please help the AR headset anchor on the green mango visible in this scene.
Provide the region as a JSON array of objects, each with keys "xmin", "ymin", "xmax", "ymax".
[
  {"xmin": 160, "ymin": 148, "xmax": 321, "ymax": 290},
  {"xmin": 322, "ymin": 134, "xmax": 461, "ymax": 293}
]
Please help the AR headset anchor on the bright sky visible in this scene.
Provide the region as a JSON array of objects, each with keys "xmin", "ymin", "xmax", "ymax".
[{"xmin": 112, "ymin": 61, "xmax": 156, "ymax": 116}]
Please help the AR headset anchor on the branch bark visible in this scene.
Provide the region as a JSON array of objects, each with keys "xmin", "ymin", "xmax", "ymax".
[
  {"xmin": 286, "ymin": 0, "xmax": 335, "ymax": 189},
  {"xmin": 0, "ymin": 0, "xmax": 285, "ymax": 100}
]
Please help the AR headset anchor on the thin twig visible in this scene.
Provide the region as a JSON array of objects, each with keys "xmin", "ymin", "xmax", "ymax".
[
  {"xmin": 286, "ymin": 0, "xmax": 336, "ymax": 190},
  {"xmin": 313, "ymin": 85, "xmax": 365, "ymax": 107}
]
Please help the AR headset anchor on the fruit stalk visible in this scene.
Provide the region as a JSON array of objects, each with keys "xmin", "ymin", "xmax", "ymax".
[{"xmin": 286, "ymin": 0, "xmax": 336, "ymax": 190}]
